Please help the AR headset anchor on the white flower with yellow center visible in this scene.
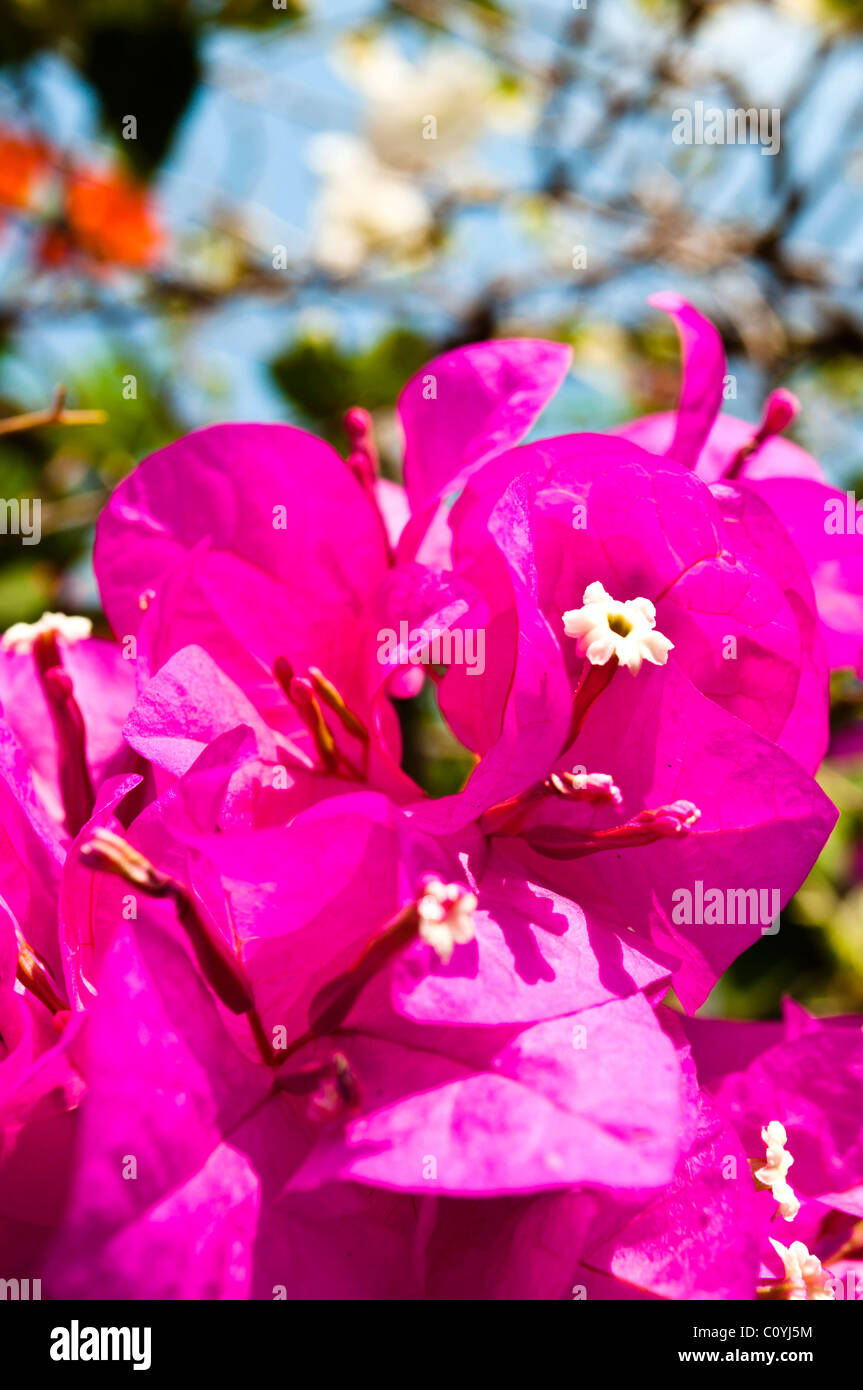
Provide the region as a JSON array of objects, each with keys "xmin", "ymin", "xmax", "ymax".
[
  {"xmin": 562, "ymin": 582, "xmax": 673, "ymax": 675},
  {"xmin": 755, "ymin": 1120, "xmax": 800, "ymax": 1221},
  {"xmin": 2, "ymin": 611, "xmax": 92, "ymax": 653},
  {"xmin": 417, "ymin": 880, "xmax": 477, "ymax": 964}
]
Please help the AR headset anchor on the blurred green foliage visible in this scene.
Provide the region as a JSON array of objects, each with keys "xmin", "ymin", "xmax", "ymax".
[
  {"xmin": 271, "ymin": 327, "xmax": 435, "ymax": 453},
  {"xmin": 0, "ymin": 354, "xmax": 177, "ymax": 626}
]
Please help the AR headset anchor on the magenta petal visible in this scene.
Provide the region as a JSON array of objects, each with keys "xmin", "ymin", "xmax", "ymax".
[
  {"xmin": 398, "ymin": 338, "xmax": 572, "ymax": 515},
  {"xmin": 713, "ymin": 1016, "xmax": 863, "ymax": 1215},
  {"xmin": 291, "ymin": 994, "xmax": 684, "ymax": 1197},
  {"xmin": 746, "ymin": 477, "xmax": 863, "ymax": 677},
  {"xmin": 682, "ymin": 1014, "xmax": 786, "ymax": 1090},
  {"xmin": 0, "ymin": 719, "xmax": 65, "ymax": 975},
  {"xmin": 0, "ymin": 636, "xmax": 137, "ymax": 828},
  {"xmin": 95, "ymin": 422, "xmax": 389, "ymax": 648},
  {"xmin": 392, "ymin": 841, "xmax": 671, "ymax": 1026},
  {"xmin": 124, "ymin": 644, "xmax": 279, "ymax": 783},
  {"xmin": 422, "ymin": 1190, "xmax": 594, "ymax": 1300},
  {"xmin": 646, "ymin": 293, "xmax": 726, "ymax": 471},
  {"xmin": 244, "ymin": 1158, "xmax": 420, "ymax": 1299},
  {"xmin": 47, "ymin": 919, "xmax": 276, "ymax": 1298},
  {"xmin": 510, "ymin": 661, "xmax": 835, "ymax": 1009},
  {"xmin": 198, "ymin": 793, "xmax": 418, "ymax": 1040},
  {"xmin": 59, "ymin": 771, "xmax": 144, "ymax": 1010},
  {"xmin": 0, "ymin": 1005, "xmax": 86, "ymax": 1275},
  {"xmin": 452, "ymin": 432, "xmax": 827, "ymax": 756},
  {"xmin": 695, "ymin": 413, "xmax": 826, "ymax": 486},
  {"xmin": 414, "ymin": 508, "xmax": 573, "ymax": 836},
  {"xmin": 583, "ymin": 1090, "xmax": 760, "ymax": 1300}
]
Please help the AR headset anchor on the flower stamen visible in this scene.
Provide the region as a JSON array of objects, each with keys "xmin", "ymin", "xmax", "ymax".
[
  {"xmin": 15, "ymin": 926, "xmax": 66, "ymax": 1015},
  {"xmin": 1, "ymin": 612, "xmax": 92, "ymax": 652},
  {"xmin": 2, "ymin": 615, "xmax": 96, "ymax": 834},
  {"xmin": 522, "ymin": 800, "xmax": 701, "ymax": 859},
  {"xmin": 547, "ymin": 770, "xmax": 623, "ymax": 807},
  {"xmin": 274, "ymin": 659, "xmax": 369, "ymax": 781},
  {"xmin": 725, "ymin": 389, "xmax": 799, "ymax": 480},
  {"xmin": 344, "ymin": 406, "xmax": 379, "ymax": 492},
  {"xmin": 79, "ymin": 828, "xmax": 257, "ymax": 1019}
]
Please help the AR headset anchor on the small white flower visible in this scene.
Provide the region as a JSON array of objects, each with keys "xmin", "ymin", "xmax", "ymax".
[
  {"xmin": 755, "ymin": 1120, "xmax": 801, "ymax": 1222},
  {"xmin": 2, "ymin": 611, "xmax": 92, "ymax": 653},
  {"xmin": 417, "ymin": 879, "xmax": 477, "ymax": 964},
  {"xmin": 769, "ymin": 1239, "xmax": 835, "ymax": 1301},
  {"xmin": 562, "ymin": 582, "xmax": 673, "ymax": 675}
]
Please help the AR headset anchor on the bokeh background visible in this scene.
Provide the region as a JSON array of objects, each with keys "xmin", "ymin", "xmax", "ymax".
[{"xmin": 0, "ymin": 0, "xmax": 862, "ymax": 1017}]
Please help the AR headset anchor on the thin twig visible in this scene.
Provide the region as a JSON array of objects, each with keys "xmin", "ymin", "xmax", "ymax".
[{"xmin": 0, "ymin": 385, "xmax": 107, "ymax": 437}]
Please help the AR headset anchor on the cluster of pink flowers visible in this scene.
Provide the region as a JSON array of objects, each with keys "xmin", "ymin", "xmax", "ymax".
[{"xmin": 1, "ymin": 294, "xmax": 861, "ymax": 1300}]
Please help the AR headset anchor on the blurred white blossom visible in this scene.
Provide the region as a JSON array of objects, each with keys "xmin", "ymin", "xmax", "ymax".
[
  {"xmin": 307, "ymin": 132, "xmax": 433, "ymax": 275},
  {"xmin": 336, "ymin": 34, "xmax": 536, "ymax": 174}
]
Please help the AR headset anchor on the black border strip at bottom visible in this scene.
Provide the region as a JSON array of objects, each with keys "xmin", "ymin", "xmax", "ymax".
[{"xmin": 2, "ymin": 1294, "xmax": 857, "ymax": 1375}]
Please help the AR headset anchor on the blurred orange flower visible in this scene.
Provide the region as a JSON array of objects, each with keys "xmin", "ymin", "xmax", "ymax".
[
  {"xmin": 0, "ymin": 126, "xmax": 52, "ymax": 211},
  {"xmin": 64, "ymin": 169, "xmax": 163, "ymax": 268}
]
